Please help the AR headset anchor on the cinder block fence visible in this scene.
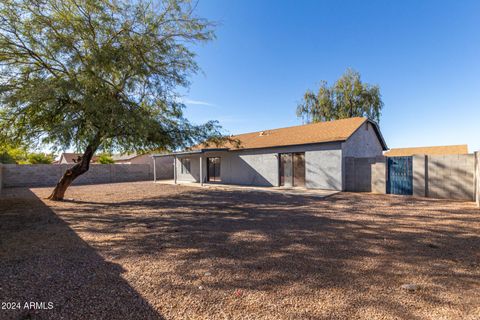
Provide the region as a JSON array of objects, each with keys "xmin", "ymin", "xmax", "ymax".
[
  {"xmin": 346, "ymin": 152, "xmax": 480, "ymax": 204},
  {"xmin": 0, "ymin": 164, "xmax": 152, "ymax": 188},
  {"xmin": 476, "ymin": 151, "xmax": 479, "ymax": 206}
]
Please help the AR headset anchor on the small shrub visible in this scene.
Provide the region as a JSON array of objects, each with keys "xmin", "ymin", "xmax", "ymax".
[
  {"xmin": 27, "ymin": 153, "xmax": 55, "ymax": 164},
  {"xmin": 98, "ymin": 154, "xmax": 115, "ymax": 164}
]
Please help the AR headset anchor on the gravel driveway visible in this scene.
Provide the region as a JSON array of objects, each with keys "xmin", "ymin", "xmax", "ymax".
[{"xmin": 1, "ymin": 182, "xmax": 479, "ymax": 319}]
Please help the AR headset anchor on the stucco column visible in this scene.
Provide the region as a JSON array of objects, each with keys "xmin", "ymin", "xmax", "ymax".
[
  {"xmin": 199, "ymin": 156, "xmax": 203, "ymax": 186},
  {"xmin": 412, "ymin": 155, "xmax": 427, "ymax": 197},
  {"xmin": 475, "ymin": 151, "xmax": 479, "ymax": 207},
  {"xmin": 152, "ymin": 156, "xmax": 156, "ymax": 182},
  {"xmin": 173, "ymin": 155, "xmax": 177, "ymax": 184},
  {"xmin": 371, "ymin": 156, "xmax": 387, "ymax": 194}
]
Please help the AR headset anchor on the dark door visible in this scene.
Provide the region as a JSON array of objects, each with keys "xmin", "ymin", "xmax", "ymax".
[
  {"xmin": 207, "ymin": 157, "xmax": 221, "ymax": 182},
  {"xmin": 387, "ymin": 156, "xmax": 413, "ymax": 195},
  {"xmin": 293, "ymin": 153, "xmax": 305, "ymax": 187},
  {"xmin": 280, "ymin": 153, "xmax": 305, "ymax": 187}
]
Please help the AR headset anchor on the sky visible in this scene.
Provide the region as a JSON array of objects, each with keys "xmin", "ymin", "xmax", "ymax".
[{"xmin": 180, "ymin": 0, "xmax": 480, "ymax": 152}]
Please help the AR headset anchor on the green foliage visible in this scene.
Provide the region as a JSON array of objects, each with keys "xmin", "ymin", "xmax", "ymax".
[
  {"xmin": 0, "ymin": 146, "xmax": 54, "ymax": 164},
  {"xmin": 27, "ymin": 153, "xmax": 55, "ymax": 164},
  {"xmin": 0, "ymin": 0, "xmax": 223, "ymax": 155},
  {"xmin": 0, "ymin": 147, "xmax": 27, "ymax": 164},
  {"xmin": 98, "ymin": 153, "xmax": 115, "ymax": 164},
  {"xmin": 297, "ymin": 69, "xmax": 384, "ymax": 123}
]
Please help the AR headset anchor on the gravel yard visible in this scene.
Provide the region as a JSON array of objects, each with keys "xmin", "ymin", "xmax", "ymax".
[{"xmin": 1, "ymin": 181, "xmax": 479, "ymax": 320}]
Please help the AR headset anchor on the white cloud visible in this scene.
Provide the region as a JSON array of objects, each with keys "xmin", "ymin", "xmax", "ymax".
[{"xmin": 180, "ymin": 98, "xmax": 216, "ymax": 107}]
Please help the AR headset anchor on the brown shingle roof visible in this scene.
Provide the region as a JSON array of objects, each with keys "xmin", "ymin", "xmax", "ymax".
[
  {"xmin": 384, "ymin": 144, "xmax": 468, "ymax": 157},
  {"xmin": 196, "ymin": 117, "xmax": 386, "ymax": 150}
]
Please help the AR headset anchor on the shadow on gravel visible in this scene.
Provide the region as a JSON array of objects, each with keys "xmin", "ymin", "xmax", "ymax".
[
  {"xmin": 52, "ymin": 186, "xmax": 480, "ymax": 319},
  {"xmin": 0, "ymin": 188, "xmax": 163, "ymax": 320}
]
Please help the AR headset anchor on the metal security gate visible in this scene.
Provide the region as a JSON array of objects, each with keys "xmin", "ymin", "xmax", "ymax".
[{"xmin": 387, "ymin": 156, "xmax": 413, "ymax": 195}]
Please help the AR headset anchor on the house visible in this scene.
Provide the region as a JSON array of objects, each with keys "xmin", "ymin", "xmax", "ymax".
[
  {"xmin": 58, "ymin": 153, "xmax": 99, "ymax": 164},
  {"xmin": 154, "ymin": 117, "xmax": 387, "ymax": 191},
  {"xmin": 384, "ymin": 144, "xmax": 468, "ymax": 157},
  {"xmin": 112, "ymin": 153, "xmax": 152, "ymax": 164}
]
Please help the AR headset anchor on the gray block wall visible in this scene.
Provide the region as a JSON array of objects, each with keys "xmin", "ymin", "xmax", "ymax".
[
  {"xmin": 344, "ymin": 156, "xmax": 385, "ymax": 193},
  {"xmin": 426, "ymin": 154, "xmax": 475, "ymax": 201},
  {"xmin": 412, "ymin": 155, "xmax": 427, "ymax": 197},
  {"xmin": 153, "ymin": 156, "xmax": 174, "ymax": 180},
  {"xmin": 412, "ymin": 154, "xmax": 475, "ymax": 201},
  {"xmin": 2, "ymin": 164, "xmax": 152, "ymax": 188}
]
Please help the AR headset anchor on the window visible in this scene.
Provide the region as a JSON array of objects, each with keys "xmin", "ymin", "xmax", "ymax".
[{"xmin": 181, "ymin": 158, "xmax": 191, "ymax": 174}]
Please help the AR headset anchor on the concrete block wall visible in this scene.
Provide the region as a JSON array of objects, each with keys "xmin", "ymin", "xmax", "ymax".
[
  {"xmin": 412, "ymin": 154, "xmax": 475, "ymax": 201},
  {"xmin": 475, "ymin": 151, "xmax": 479, "ymax": 207},
  {"xmin": 412, "ymin": 155, "xmax": 427, "ymax": 197},
  {"xmin": 344, "ymin": 156, "xmax": 385, "ymax": 193},
  {"xmin": 154, "ymin": 156, "xmax": 174, "ymax": 180},
  {"xmin": 426, "ymin": 154, "xmax": 475, "ymax": 201},
  {"xmin": 2, "ymin": 164, "xmax": 151, "ymax": 188}
]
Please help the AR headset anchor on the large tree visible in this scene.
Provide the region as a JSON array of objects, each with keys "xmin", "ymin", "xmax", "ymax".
[
  {"xmin": 0, "ymin": 0, "xmax": 222, "ymax": 200},
  {"xmin": 296, "ymin": 68, "xmax": 384, "ymax": 123}
]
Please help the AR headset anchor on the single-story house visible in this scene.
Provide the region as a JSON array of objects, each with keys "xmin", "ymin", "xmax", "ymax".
[
  {"xmin": 384, "ymin": 144, "xmax": 468, "ymax": 157},
  {"xmin": 154, "ymin": 117, "xmax": 388, "ymax": 191},
  {"xmin": 112, "ymin": 153, "xmax": 152, "ymax": 164},
  {"xmin": 58, "ymin": 152, "xmax": 99, "ymax": 164}
]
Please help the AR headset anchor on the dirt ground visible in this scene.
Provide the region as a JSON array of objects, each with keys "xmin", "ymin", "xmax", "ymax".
[{"xmin": 1, "ymin": 182, "xmax": 479, "ymax": 320}]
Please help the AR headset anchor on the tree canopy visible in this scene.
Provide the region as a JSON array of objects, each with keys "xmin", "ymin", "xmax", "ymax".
[
  {"xmin": 296, "ymin": 69, "xmax": 384, "ymax": 123},
  {"xmin": 0, "ymin": 0, "xmax": 222, "ymax": 199},
  {"xmin": 0, "ymin": 145, "xmax": 54, "ymax": 164}
]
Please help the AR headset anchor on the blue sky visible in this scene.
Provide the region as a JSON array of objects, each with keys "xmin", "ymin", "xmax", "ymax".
[{"xmin": 180, "ymin": 0, "xmax": 480, "ymax": 152}]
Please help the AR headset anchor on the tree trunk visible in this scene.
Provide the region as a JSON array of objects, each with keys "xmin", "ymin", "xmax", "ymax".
[{"xmin": 48, "ymin": 143, "xmax": 99, "ymax": 201}]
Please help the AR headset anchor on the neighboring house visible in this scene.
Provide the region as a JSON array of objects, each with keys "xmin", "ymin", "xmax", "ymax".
[
  {"xmin": 58, "ymin": 153, "xmax": 99, "ymax": 164},
  {"xmin": 112, "ymin": 153, "xmax": 153, "ymax": 165},
  {"xmin": 154, "ymin": 117, "xmax": 387, "ymax": 191},
  {"xmin": 113, "ymin": 153, "xmax": 175, "ymax": 180},
  {"xmin": 384, "ymin": 144, "xmax": 468, "ymax": 157}
]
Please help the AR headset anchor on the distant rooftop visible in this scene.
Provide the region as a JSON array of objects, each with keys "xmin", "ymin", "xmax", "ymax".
[{"xmin": 384, "ymin": 144, "xmax": 468, "ymax": 157}]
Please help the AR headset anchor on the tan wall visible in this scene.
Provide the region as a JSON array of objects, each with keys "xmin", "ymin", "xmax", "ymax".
[
  {"xmin": 475, "ymin": 151, "xmax": 480, "ymax": 207},
  {"xmin": 2, "ymin": 164, "xmax": 152, "ymax": 188}
]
